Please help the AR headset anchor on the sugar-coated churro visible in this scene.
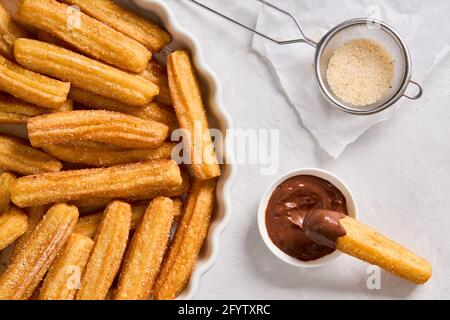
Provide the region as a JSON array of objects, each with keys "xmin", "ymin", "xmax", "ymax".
[
  {"xmin": 11, "ymin": 206, "xmax": 48, "ymax": 261},
  {"xmin": 69, "ymin": 88, "xmax": 178, "ymax": 132},
  {"xmin": 115, "ymin": 197, "xmax": 174, "ymax": 300},
  {"xmin": 14, "ymin": 39, "xmax": 159, "ymax": 107},
  {"xmin": 0, "ymin": 203, "xmax": 78, "ymax": 300},
  {"xmin": 11, "ymin": 160, "xmax": 182, "ymax": 208},
  {"xmin": 76, "ymin": 201, "xmax": 131, "ymax": 300},
  {"xmin": 0, "ymin": 134, "xmax": 63, "ymax": 175},
  {"xmin": 18, "ymin": 0, "xmax": 151, "ymax": 72},
  {"xmin": 0, "ymin": 93, "xmax": 73, "ymax": 124},
  {"xmin": 0, "ymin": 54, "xmax": 70, "ymax": 110},
  {"xmin": 167, "ymin": 51, "xmax": 221, "ymax": 180},
  {"xmin": 154, "ymin": 179, "xmax": 216, "ymax": 300},
  {"xmin": 37, "ymin": 29, "xmax": 69, "ymax": 48},
  {"xmin": 39, "ymin": 233, "xmax": 94, "ymax": 300},
  {"xmin": 28, "ymin": 110, "xmax": 169, "ymax": 150},
  {"xmin": 0, "ymin": 206, "xmax": 28, "ymax": 251},
  {"xmin": 74, "ymin": 202, "xmax": 147, "ymax": 239},
  {"xmin": 0, "ymin": 4, "xmax": 28, "ymax": 59},
  {"xmin": 61, "ymin": 0, "xmax": 171, "ymax": 52},
  {"xmin": 0, "ymin": 171, "xmax": 15, "ymax": 214},
  {"xmin": 337, "ymin": 216, "xmax": 432, "ymax": 284},
  {"xmin": 71, "ymin": 169, "xmax": 190, "ymax": 208},
  {"xmin": 141, "ymin": 61, "xmax": 173, "ymax": 106},
  {"xmin": 44, "ymin": 142, "xmax": 175, "ymax": 167}
]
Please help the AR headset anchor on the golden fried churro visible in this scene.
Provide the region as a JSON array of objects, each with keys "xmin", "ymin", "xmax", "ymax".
[
  {"xmin": 167, "ymin": 51, "xmax": 221, "ymax": 180},
  {"xmin": 14, "ymin": 39, "xmax": 159, "ymax": 107},
  {"xmin": 0, "ymin": 54, "xmax": 70, "ymax": 110},
  {"xmin": 28, "ymin": 110, "xmax": 169, "ymax": 149},
  {"xmin": 0, "ymin": 135, "xmax": 63, "ymax": 175},
  {"xmin": 61, "ymin": 0, "xmax": 171, "ymax": 52},
  {"xmin": 18, "ymin": 0, "xmax": 151, "ymax": 72},
  {"xmin": 0, "ymin": 93, "xmax": 73, "ymax": 124},
  {"xmin": 44, "ymin": 142, "xmax": 175, "ymax": 167},
  {"xmin": 173, "ymin": 198, "xmax": 183, "ymax": 220},
  {"xmin": 115, "ymin": 197, "xmax": 174, "ymax": 300},
  {"xmin": 0, "ymin": 203, "xmax": 78, "ymax": 300},
  {"xmin": 71, "ymin": 169, "xmax": 190, "ymax": 208},
  {"xmin": 0, "ymin": 171, "xmax": 15, "ymax": 214},
  {"xmin": 154, "ymin": 179, "xmax": 216, "ymax": 300},
  {"xmin": 37, "ymin": 29, "xmax": 69, "ymax": 48},
  {"xmin": 0, "ymin": 206, "xmax": 28, "ymax": 251},
  {"xmin": 142, "ymin": 61, "xmax": 173, "ymax": 106},
  {"xmin": 11, "ymin": 206, "xmax": 47, "ymax": 261},
  {"xmin": 39, "ymin": 233, "xmax": 94, "ymax": 300},
  {"xmin": 336, "ymin": 216, "xmax": 432, "ymax": 284},
  {"xmin": 69, "ymin": 88, "xmax": 178, "ymax": 131},
  {"xmin": 11, "ymin": 160, "xmax": 182, "ymax": 207},
  {"xmin": 76, "ymin": 201, "xmax": 131, "ymax": 300},
  {"xmin": 74, "ymin": 202, "xmax": 147, "ymax": 239},
  {"xmin": 0, "ymin": 4, "xmax": 28, "ymax": 59}
]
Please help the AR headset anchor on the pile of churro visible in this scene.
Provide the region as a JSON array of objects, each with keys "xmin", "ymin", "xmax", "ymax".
[{"xmin": 0, "ymin": 0, "xmax": 221, "ymax": 300}]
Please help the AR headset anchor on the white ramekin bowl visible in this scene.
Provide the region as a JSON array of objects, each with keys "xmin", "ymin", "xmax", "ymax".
[{"xmin": 258, "ymin": 168, "xmax": 358, "ymax": 268}]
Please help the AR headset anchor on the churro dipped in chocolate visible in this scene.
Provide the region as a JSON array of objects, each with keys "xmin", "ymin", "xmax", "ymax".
[
  {"xmin": 17, "ymin": 0, "xmax": 151, "ymax": 72},
  {"xmin": 0, "ymin": 203, "xmax": 79, "ymax": 300}
]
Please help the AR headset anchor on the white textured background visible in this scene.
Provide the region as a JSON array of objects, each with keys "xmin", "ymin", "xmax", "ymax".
[{"xmin": 161, "ymin": 0, "xmax": 450, "ymax": 299}]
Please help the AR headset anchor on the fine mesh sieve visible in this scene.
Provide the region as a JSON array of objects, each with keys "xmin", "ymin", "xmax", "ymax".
[{"xmin": 188, "ymin": 0, "xmax": 423, "ymax": 115}]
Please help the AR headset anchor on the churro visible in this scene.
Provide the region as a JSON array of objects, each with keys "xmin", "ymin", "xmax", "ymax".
[
  {"xmin": 0, "ymin": 93, "xmax": 73, "ymax": 124},
  {"xmin": 0, "ymin": 134, "xmax": 63, "ymax": 175},
  {"xmin": 0, "ymin": 54, "xmax": 70, "ymax": 110},
  {"xmin": 69, "ymin": 88, "xmax": 178, "ymax": 131},
  {"xmin": 28, "ymin": 110, "xmax": 169, "ymax": 150},
  {"xmin": 337, "ymin": 216, "xmax": 432, "ymax": 284},
  {"xmin": 167, "ymin": 50, "xmax": 221, "ymax": 180},
  {"xmin": 39, "ymin": 233, "xmax": 94, "ymax": 300},
  {"xmin": 0, "ymin": 4, "xmax": 28, "ymax": 59},
  {"xmin": 61, "ymin": 0, "xmax": 171, "ymax": 52},
  {"xmin": 17, "ymin": 0, "xmax": 151, "ymax": 72},
  {"xmin": 115, "ymin": 197, "xmax": 175, "ymax": 300},
  {"xmin": 71, "ymin": 169, "xmax": 190, "ymax": 208},
  {"xmin": 44, "ymin": 142, "xmax": 175, "ymax": 167},
  {"xmin": 77, "ymin": 201, "xmax": 131, "ymax": 300},
  {"xmin": 37, "ymin": 29, "xmax": 69, "ymax": 48},
  {"xmin": 0, "ymin": 171, "xmax": 15, "ymax": 214},
  {"xmin": 14, "ymin": 39, "xmax": 159, "ymax": 107},
  {"xmin": 11, "ymin": 160, "xmax": 182, "ymax": 207},
  {"xmin": 0, "ymin": 203, "xmax": 78, "ymax": 300},
  {"xmin": 141, "ymin": 61, "xmax": 173, "ymax": 106},
  {"xmin": 154, "ymin": 179, "xmax": 216, "ymax": 300},
  {"xmin": 75, "ymin": 198, "xmax": 183, "ymax": 239},
  {"xmin": 75, "ymin": 202, "xmax": 147, "ymax": 239},
  {"xmin": 11, "ymin": 206, "xmax": 47, "ymax": 261},
  {"xmin": 0, "ymin": 206, "xmax": 28, "ymax": 251}
]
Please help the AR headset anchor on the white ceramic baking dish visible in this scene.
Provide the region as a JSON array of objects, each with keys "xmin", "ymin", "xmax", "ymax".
[{"xmin": 0, "ymin": 0, "xmax": 236, "ymax": 300}]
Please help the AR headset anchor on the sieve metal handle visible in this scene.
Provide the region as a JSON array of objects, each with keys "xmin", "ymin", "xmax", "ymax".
[
  {"xmin": 403, "ymin": 80, "xmax": 423, "ymax": 100},
  {"xmin": 187, "ymin": 0, "xmax": 317, "ymax": 47}
]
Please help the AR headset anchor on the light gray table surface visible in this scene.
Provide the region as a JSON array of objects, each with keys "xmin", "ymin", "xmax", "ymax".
[{"xmin": 162, "ymin": 0, "xmax": 450, "ymax": 300}]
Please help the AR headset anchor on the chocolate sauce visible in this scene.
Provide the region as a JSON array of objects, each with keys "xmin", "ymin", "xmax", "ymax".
[{"xmin": 265, "ymin": 175, "xmax": 348, "ymax": 261}]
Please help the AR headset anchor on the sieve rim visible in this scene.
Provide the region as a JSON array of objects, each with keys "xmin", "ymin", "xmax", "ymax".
[{"xmin": 314, "ymin": 18, "xmax": 412, "ymax": 115}]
